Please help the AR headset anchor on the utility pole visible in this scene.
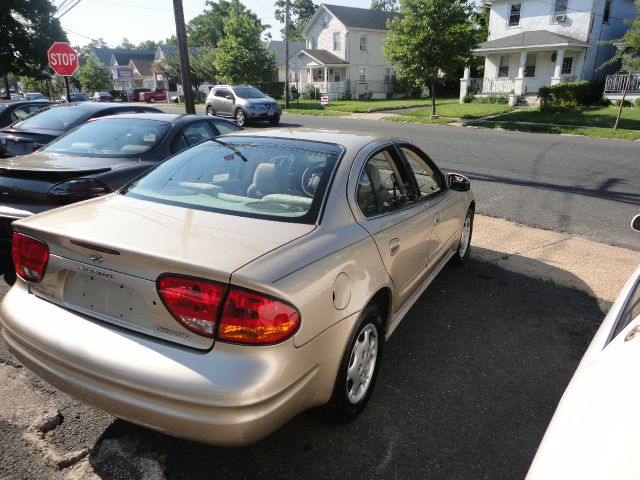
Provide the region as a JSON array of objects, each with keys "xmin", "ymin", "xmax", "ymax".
[
  {"xmin": 172, "ymin": 0, "xmax": 195, "ymax": 114},
  {"xmin": 284, "ymin": 0, "xmax": 290, "ymax": 109}
]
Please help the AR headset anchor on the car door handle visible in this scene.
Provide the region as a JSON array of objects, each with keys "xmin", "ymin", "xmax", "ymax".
[
  {"xmin": 389, "ymin": 238, "xmax": 400, "ymax": 256},
  {"xmin": 433, "ymin": 214, "xmax": 441, "ymax": 226}
]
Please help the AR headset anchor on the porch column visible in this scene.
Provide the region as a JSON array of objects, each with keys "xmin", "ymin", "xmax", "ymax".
[
  {"xmin": 551, "ymin": 49, "xmax": 565, "ymax": 85},
  {"xmin": 323, "ymin": 66, "xmax": 328, "ymax": 96},
  {"xmin": 514, "ymin": 50, "xmax": 527, "ymax": 95},
  {"xmin": 574, "ymin": 50, "xmax": 585, "ymax": 81},
  {"xmin": 459, "ymin": 66, "xmax": 471, "ymax": 103}
]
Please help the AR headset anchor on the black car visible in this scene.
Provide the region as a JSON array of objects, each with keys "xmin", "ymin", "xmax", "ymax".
[
  {"xmin": 60, "ymin": 93, "xmax": 91, "ymax": 103},
  {"xmin": 0, "ymin": 113, "xmax": 241, "ymax": 242},
  {"xmin": 0, "ymin": 102, "xmax": 161, "ymax": 158},
  {"xmin": 0, "ymin": 101, "xmax": 52, "ymax": 128}
]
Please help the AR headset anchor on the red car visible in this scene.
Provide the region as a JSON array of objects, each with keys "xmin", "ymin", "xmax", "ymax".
[{"xmin": 139, "ymin": 88, "xmax": 167, "ymax": 103}]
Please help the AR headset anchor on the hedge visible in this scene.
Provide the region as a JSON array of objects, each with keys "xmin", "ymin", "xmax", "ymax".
[{"xmin": 538, "ymin": 80, "xmax": 602, "ymax": 108}]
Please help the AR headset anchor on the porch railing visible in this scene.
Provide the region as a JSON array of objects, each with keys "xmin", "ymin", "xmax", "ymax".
[
  {"xmin": 309, "ymin": 81, "xmax": 346, "ymax": 94},
  {"xmin": 468, "ymin": 77, "xmax": 515, "ymax": 94},
  {"xmin": 604, "ymin": 74, "xmax": 640, "ymax": 93}
]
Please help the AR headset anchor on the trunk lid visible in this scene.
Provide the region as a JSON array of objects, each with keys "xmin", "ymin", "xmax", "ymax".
[{"xmin": 14, "ymin": 194, "xmax": 315, "ymax": 349}]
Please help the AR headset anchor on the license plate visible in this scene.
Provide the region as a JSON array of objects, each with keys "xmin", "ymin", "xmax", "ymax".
[{"xmin": 6, "ymin": 140, "xmax": 33, "ymax": 156}]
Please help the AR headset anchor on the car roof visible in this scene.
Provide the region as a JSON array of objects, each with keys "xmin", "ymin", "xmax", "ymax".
[
  {"xmin": 0, "ymin": 100, "xmax": 51, "ymax": 107},
  {"xmin": 226, "ymin": 128, "xmax": 381, "ymax": 150},
  {"xmin": 93, "ymin": 113, "xmax": 184, "ymax": 123},
  {"xmin": 52, "ymin": 102, "xmax": 147, "ymax": 111}
]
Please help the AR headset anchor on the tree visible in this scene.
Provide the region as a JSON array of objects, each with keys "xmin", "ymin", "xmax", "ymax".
[
  {"xmin": 156, "ymin": 49, "xmax": 217, "ymax": 93},
  {"xmin": 274, "ymin": 0, "xmax": 318, "ymax": 40},
  {"xmin": 1, "ymin": 0, "xmax": 67, "ymax": 97},
  {"xmin": 384, "ymin": 0, "xmax": 478, "ymax": 116},
  {"xmin": 187, "ymin": 0, "xmax": 269, "ymax": 47},
  {"xmin": 213, "ymin": 10, "xmax": 277, "ymax": 85},
  {"xmin": 117, "ymin": 38, "xmax": 136, "ymax": 50},
  {"xmin": 78, "ymin": 53, "xmax": 112, "ymax": 93},
  {"xmin": 601, "ymin": 0, "xmax": 640, "ymax": 129},
  {"xmin": 137, "ymin": 40, "xmax": 162, "ymax": 51},
  {"xmin": 370, "ymin": 0, "xmax": 399, "ymax": 12}
]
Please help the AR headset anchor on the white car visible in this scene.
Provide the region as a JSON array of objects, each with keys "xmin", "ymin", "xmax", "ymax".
[{"xmin": 527, "ymin": 215, "xmax": 640, "ymax": 479}]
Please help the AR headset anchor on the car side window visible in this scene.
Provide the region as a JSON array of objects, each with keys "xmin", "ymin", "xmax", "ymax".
[
  {"xmin": 216, "ymin": 89, "xmax": 230, "ymax": 98},
  {"xmin": 399, "ymin": 146, "xmax": 443, "ymax": 199},
  {"xmin": 11, "ymin": 107, "xmax": 33, "ymax": 122},
  {"xmin": 356, "ymin": 148, "xmax": 413, "ymax": 218},
  {"xmin": 609, "ymin": 280, "xmax": 640, "ymax": 344},
  {"xmin": 172, "ymin": 122, "xmax": 216, "ymax": 153},
  {"xmin": 210, "ymin": 119, "xmax": 241, "ymax": 134}
]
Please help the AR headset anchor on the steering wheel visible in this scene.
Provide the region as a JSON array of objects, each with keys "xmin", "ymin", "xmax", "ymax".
[{"xmin": 301, "ymin": 165, "xmax": 323, "ymax": 197}]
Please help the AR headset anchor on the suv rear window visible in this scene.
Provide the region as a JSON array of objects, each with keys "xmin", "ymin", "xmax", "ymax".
[{"xmin": 123, "ymin": 136, "xmax": 343, "ymax": 224}]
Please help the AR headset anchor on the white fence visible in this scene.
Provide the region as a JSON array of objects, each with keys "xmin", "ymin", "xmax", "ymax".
[{"xmin": 604, "ymin": 74, "xmax": 640, "ymax": 93}]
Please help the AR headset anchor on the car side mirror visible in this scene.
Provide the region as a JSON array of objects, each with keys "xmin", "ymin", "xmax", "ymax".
[
  {"xmin": 448, "ymin": 173, "xmax": 471, "ymax": 192},
  {"xmin": 632, "ymin": 214, "xmax": 640, "ymax": 232}
]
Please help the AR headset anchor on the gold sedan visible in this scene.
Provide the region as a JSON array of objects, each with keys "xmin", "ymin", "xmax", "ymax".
[{"xmin": 0, "ymin": 130, "xmax": 474, "ymax": 446}]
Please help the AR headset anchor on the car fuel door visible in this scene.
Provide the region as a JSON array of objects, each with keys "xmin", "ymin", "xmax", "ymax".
[{"xmin": 353, "ymin": 147, "xmax": 431, "ymax": 311}]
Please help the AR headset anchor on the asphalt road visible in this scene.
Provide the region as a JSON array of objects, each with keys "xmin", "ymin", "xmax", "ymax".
[
  {"xmin": 164, "ymin": 103, "xmax": 640, "ymax": 250},
  {"xmin": 0, "ymin": 259, "xmax": 604, "ymax": 480}
]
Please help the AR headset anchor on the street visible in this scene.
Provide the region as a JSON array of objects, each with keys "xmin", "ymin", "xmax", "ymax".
[{"xmin": 0, "ymin": 258, "xmax": 602, "ymax": 480}]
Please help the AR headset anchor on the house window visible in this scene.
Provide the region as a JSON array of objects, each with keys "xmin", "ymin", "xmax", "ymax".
[
  {"xmin": 603, "ymin": 0, "xmax": 612, "ymax": 22},
  {"xmin": 322, "ymin": 15, "xmax": 330, "ymax": 27},
  {"xmin": 310, "ymin": 36, "xmax": 317, "ymax": 50},
  {"xmin": 333, "ymin": 32, "xmax": 341, "ymax": 51},
  {"xmin": 384, "ymin": 66, "xmax": 396, "ymax": 83},
  {"xmin": 553, "ymin": 0, "xmax": 567, "ymax": 22},
  {"xmin": 509, "ymin": 4, "xmax": 521, "ymax": 26},
  {"xmin": 498, "ymin": 55, "xmax": 510, "ymax": 77},
  {"xmin": 561, "ymin": 57, "xmax": 573, "ymax": 74},
  {"xmin": 525, "ymin": 53, "xmax": 537, "ymax": 77},
  {"xmin": 359, "ymin": 66, "xmax": 367, "ymax": 83},
  {"xmin": 359, "ymin": 33, "xmax": 367, "ymax": 51}
]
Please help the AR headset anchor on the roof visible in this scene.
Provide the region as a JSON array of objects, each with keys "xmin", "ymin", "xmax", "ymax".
[
  {"xmin": 475, "ymin": 30, "xmax": 589, "ymax": 52},
  {"xmin": 113, "ymin": 50, "xmax": 155, "ymax": 65},
  {"xmin": 266, "ymin": 40, "xmax": 306, "ymax": 67},
  {"xmin": 322, "ymin": 4, "xmax": 400, "ymax": 30},
  {"xmin": 130, "ymin": 58, "xmax": 154, "ymax": 77},
  {"xmin": 157, "ymin": 45, "xmax": 202, "ymax": 57},
  {"xmin": 299, "ymin": 49, "xmax": 349, "ymax": 65}
]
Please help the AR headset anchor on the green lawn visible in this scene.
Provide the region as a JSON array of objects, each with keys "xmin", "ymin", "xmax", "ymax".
[
  {"xmin": 464, "ymin": 120, "xmax": 640, "ymax": 141},
  {"xmin": 280, "ymin": 98, "xmax": 434, "ymax": 113},
  {"xmin": 489, "ymin": 106, "xmax": 640, "ymax": 131}
]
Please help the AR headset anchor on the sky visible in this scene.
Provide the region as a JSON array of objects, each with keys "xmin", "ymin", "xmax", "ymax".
[{"xmin": 55, "ymin": 0, "xmax": 374, "ymax": 48}]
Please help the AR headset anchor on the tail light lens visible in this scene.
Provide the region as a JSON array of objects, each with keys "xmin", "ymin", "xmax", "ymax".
[
  {"xmin": 47, "ymin": 178, "xmax": 112, "ymax": 205},
  {"xmin": 157, "ymin": 275, "xmax": 226, "ymax": 336},
  {"xmin": 218, "ymin": 288, "xmax": 300, "ymax": 344},
  {"xmin": 12, "ymin": 232, "xmax": 49, "ymax": 283}
]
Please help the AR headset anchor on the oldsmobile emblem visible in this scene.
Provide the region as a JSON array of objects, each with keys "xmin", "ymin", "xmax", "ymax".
[{"xmin": 89, "ymin": 254, "xmax": 103, "ymax": 263}]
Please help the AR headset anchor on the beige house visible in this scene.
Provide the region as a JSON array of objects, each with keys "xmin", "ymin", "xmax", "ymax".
[{"xmin": 294, "ymin": 4, "xmax": 399, "ymax": 100}]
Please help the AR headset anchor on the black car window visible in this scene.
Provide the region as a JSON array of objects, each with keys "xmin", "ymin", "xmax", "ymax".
[
  {"xmin": 210, "ymin": 119, "xmax": 241, "ymax": 135},
  {"xmin": 11, "ymin": 106, "xmax": 89, "ymax": 130},
  {"xmin": 357, "ymin": 148, "xmax": 413, "ymax": 217},
  {"xmin": 171, "ymin": 121, "xmax": 216, "ymax": 153},
  {"xmin": 398, "ymin": 146, "xmax": 444, "ymax": 199}
]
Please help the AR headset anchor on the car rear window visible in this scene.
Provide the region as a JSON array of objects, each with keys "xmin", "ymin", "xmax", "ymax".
[
  {"xmin": 123, "ymin": 136, "xmax": 343, "ymax": 224},
  {"xmin": 11, "ymin": 105, "xmax": 91, "ymax": 131},
  {"xmin": 42, "ymin": 118, "xmax": 172, "ymax": 157}
]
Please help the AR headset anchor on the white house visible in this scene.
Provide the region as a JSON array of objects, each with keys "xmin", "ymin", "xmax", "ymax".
[
  {"xmin": 294, "ymin": 4, "xmax": 400, "ymax": 99},
  {"xmin": 460, "ymin": 0, "xmax": 637, "ymax": 104},
  {"xmin": 266, "ymin": 40, "xmax": 306, "ymax": 82}
]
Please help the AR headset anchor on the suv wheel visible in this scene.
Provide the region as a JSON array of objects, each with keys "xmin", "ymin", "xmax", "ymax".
[
  {"xmin": 235, "ymin": 108, "xmax": 247, "ymax": 127},
  {"xmin": 206, "ymin": 106, "xmax": 215, "ymax": 116}
]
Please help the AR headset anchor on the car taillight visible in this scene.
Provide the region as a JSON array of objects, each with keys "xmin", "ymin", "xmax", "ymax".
[
  {"xmin": 47, "ymin": 178, "xmax": 112, "ymax": 205},
  {"xmin": 218, "ymin": 288, "xmax": 300, "ymax": 344},
  {"xmin": 12, "ymin": 232, "xmax": 49, "ymax": 283},
  {"xmin": 157, "ymin": 275, "xmax": 226, "ymax": 336}
]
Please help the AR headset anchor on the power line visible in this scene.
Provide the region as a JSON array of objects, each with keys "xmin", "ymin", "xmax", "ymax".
[
  {"xmin": 56, "ymin": 0, "xmax": 84, "ymax": 18},
  {"xmin": 62, "ymin": 27, "xmax": 116, "ymax": 48},
  {"xmin": 82, "ymin": 0, "xmax": 201, "ymax": 16}
]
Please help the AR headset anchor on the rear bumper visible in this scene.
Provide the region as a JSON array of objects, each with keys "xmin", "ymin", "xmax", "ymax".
[{"xmin": 0, "ymin": 281, "xmax": 355, "ymax": 445}]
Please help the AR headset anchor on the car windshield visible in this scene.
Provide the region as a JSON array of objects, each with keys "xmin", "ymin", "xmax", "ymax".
[
  {"xmin": 71, "ymin": 94, "xmax": 90, "ymax": 101},
  {"xmin": 233, "ymin": 87, "xmax": 266, "ymax": 99},
  {"xmin": 11, "ymin": 105, "xmax": 90, "ymax": 131},
  {"xmin": 123, "ymin": 136, "xmax": 343, "ymax": 223},
  {"xmin": 42, "ymin": 118, "xmax": 172, "ymax": 157}
]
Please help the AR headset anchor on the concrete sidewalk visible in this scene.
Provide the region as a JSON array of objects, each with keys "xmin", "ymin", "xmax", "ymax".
[{"xmin": 472, "ymin": 215, "xmax": 640, "ymax": 305}]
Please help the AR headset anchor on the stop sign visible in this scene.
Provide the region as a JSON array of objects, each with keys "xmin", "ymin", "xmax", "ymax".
[{"xmin": 47, "ymin": 42, "xmax": 79, "ymax": 76}]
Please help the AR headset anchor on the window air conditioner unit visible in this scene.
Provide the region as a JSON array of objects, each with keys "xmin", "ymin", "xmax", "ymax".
[{"xmin": 554, "ymin": 14, "xmax": 566, "ymax": 23}]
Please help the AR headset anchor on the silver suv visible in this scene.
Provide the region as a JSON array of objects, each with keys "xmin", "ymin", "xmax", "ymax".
[{"xmin": 205, "ymin": 85, "xmax": 281, "ymax": 127}]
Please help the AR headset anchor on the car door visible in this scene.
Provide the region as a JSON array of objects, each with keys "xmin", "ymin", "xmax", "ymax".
[
  {"xmin": 353, "ymin": 145, "xmax": 432, "ymax": 311},
  {"xmin": 398, "ymin": 144, "xmax": 464, "ymax": 271},
  {"xmin": 214, "ymin": 89, "xmax": 234, "ymax": 116}
]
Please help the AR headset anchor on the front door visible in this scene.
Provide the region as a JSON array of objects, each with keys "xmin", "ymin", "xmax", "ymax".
[{"xmin": 213, "ymin": 88, "xmax": 234, "ymax": 116}]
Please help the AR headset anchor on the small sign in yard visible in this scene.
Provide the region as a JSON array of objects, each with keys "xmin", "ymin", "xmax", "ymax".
[{"xmin": 320, "ymin": 96, "xmax": 329, "ymax": 105}]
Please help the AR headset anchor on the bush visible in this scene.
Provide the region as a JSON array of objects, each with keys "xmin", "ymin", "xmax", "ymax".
[
  {"xmin": 473, "ymin": 95, "xmax": 508, "ymax": 104},
  {"xmin": 463, "ymin": 92, "xmax": 475, "ymax": 103},
  {"xmin": 538, "ymin": 80, "xmax": 602, "ymax": 109},
  {"xmin": 302, "ymin": 84, "xmax": 321, "ymax": 100},
  {"xmin": 594, "ymin": 97, "xmax": 612, "ymax": 107},
  {"xmin": 256, "ymin": 81, "xmax": 285, "ymax": 100},
  {"xmin": 614, "ymin": 99, "xmax": 635, "ymax": 108}
]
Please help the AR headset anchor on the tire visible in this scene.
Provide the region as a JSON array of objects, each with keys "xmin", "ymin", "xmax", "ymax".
[
  {"xmin": 324, "ymin": 303, "xmax": 384, "ymax": 423},
  {"xmin": 206, "ymin": 106, "xmax": 215, "ymax": 116},
  {"xmin": 450, "ymin": 207, "xmax": 474, "ymax": 266},
  {"xmin": 235, "ymin": 108, "xmax": 247, "ymax": 127},
  {"xmin": 268, "ymin": 114, "xmax": 280, "ymax": 126},
  {"xmin": 149, "ymin": 97, "xmax": 156, "ymax": 103}
]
